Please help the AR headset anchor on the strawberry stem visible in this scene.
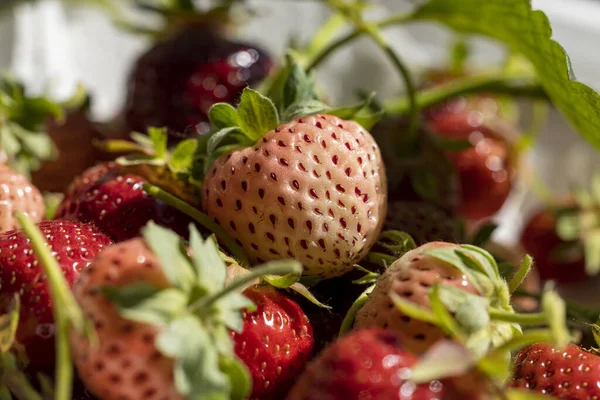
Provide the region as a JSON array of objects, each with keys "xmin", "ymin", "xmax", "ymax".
[
  {"xmin": 384, "ymin": 72, "xmax": 547, "ymax": 115},
  {"xmin": 14, "ymin": 213, "xmax": 88, "ymax": 400},
  {"xmin": 492, "ymin": 329, "xmax": 555, "ymax": 354},
  {"xmin": 190, "ymin": 261, "xmax": 303, "ymax": 312},
  {"xmin": 142, "ymin": 183, "xmax": 250, "ymax": 266},
  {"xmin": 306, "ymin": 12, "xmax": 414, "ymax": 71},
  {"xmin": 488, "ymin": 309, "xmax": 547, "ymax": 325},
  {"xmin": 508, "ymin": 255, "xmax": 532, "ymax": 293},
  {"xmin": 325, "ymin": 0, "xmax": 419, "ymax": 138}
]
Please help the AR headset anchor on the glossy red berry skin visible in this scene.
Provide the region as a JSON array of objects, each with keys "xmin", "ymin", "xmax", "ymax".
[
  {"xmin": 124, "ymin": 25, "xmax": 273, "ymax": 141},
  {"xmin": 511, "ymin": 343, "xmax": 600, "ymax": 399},
  {"xmin": 286, "ymin": 329, "xmax": 470, "ymax": 400},
  {"xmin": 232, "ymin": 287, "xmax": 313, "ymax": 400},
  {"xmin": 520, "ymin": 208, "xmax": 585, "ymax": 283},
  {"xmin": 0, "ymin": 221, "xmax": 112, "ymax": 369},
  {"xmin": 427, "ymin": 108, "xmax": 514, "ymax": 221},
  {"xmin": 55, "ymin": 163, "xmax": 192, "ymax": 242}
]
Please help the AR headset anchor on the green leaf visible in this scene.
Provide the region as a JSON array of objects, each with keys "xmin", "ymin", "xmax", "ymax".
[
  {"xmin": 283, "ymin": 60, "xmax": 318, "ymax": 110},
  {"xmin": 209, "ymin": 103, "xmax": 239, "ymax": 130},
  {"xmin": 282, "ymin": 100, "xmax": 330, "ymax": 122},
  {"xmin": 237, "ymin": 88, "xmax": 280, "ymax": 142},
  {"xmin": 141, "ymin": 222, "xmax": 195, "ymax": 292},
  {"xmin": 423, "ymin": 248, "xmax": 484, "ymax": 293},
  {"xmin": 329, "ymin": 92, "xmax": 376, "ymax": 120},
  {"xmin": 219, "ymin": 356, "xmax": 252, "ymax": 400},
  {"xmin": 10, "ymin": 125, "xmax": 56, "ymax": 161},
  {"xmin": 147, "ymin": 127, "xmax": 168, "ymax": 159},
  {"xmin": 437, "ymin": 285, "xmax": 489, "ymax": 334},
  {"xmin": 207, "ymin": 127, "xmax": 241, "ymax": 156},
  {"xmin": 412, "ymin": 0, "xmax": 600, "ymax": 149},
  {"xmin": 429, "ymin": 285, "xmax": 463, "ymax": 338},
  {"xmin": 410, "ymin": 340, "xmax": 475, "ymax": 383},
  {"xmin": 130, "ymin": 132, "xmax": 154, "ymax": 149},
  {"xmin": 156, "ymin": 315, "xmax": 231, "ymax": 399},
  {"xmin": 103, "ymin": 284, "xmax": 186, "ymax": 326},
  {"xmin": 350, "ymin": 109, "xmax": 384, "ymax": 131},
  {"xmin": 0, "ymin": 295, "xmax": 20, "ymax": 352},
  {"xmin": 214, "ymin": 292, "xmax": 255, "ymax": 334},
  {"xmin": 469, "ymin": 223, "xmax": 498, "ymax": 247},
  {"xmin": 188, "ymin": 224, "xmax": 227, "ymax": 290},
  {"xmin": 289, "ymin": 282, "xmax": 331, "ymax": 309},
  {"xmin": 389, "ymin": 291, "xmax": 439, "ymax": 325},
  {"xmin": 459, "ymin": 245, "xmax": 500, "ymax": 279},
  {"xmin": 168, "ymin": 139, "xmax": 198, "ymax": 174},
  {"xmin": 262, "ymin": 273, "xmax": 301, "ymax": 289}
]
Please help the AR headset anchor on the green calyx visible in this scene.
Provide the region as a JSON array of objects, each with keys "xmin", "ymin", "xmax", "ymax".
[
  {"xmin": 100, "ymin": 127, "xmax": 202, "ymax": 207},
  {"xmin": 204, "ymin": 56, "xmax": 382, "ymax": 174},
  {"xmin": 103, "ymin": 221, "xmax": 302, "ymax": 399},
  {"xmin": 555, "ymin": 173, "xmax": 600, "ymax": 275}
]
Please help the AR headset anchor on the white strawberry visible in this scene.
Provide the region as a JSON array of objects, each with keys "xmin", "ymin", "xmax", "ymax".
[
  {"xmin": 353, "ymin": 241, "xmax": 530, "ymax": 357},
  {"xmin": 0, "ymin": 164, "xmax": 45, "ymax": 233},
  {"xmin": 202, "ymin": 87, "xmax": 387, "ymax": 278}
]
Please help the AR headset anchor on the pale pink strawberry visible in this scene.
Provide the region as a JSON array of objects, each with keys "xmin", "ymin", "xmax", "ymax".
[
  {"xmin": 0, "ymin": 164, "xmax": 45, "ymax": 233},
  {"xmin": 354, "ymin": 242, "xmax": 480, "ymax": 353},
  {"xmin": 70, "ymin": 238, "xmax": 182, "ymax": 400},
  {"xmin": 203, "ymin": 114, "xmax": 387, "ymax": 278}
]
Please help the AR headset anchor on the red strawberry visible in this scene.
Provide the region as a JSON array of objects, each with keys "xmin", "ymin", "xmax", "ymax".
[
  {"xmin": 520, "ymin": 207, "xmax": 585, "ymax": 283},
  {"xmin": 125, "ymin": 25, "xmax": 273, "ymax": 141},
  {"xmin": 55, "ymin": 162, "xmax": 192, "ymax": 242},
  {"xmin": 0, "ymin": 220, "xmax": 112, "ymax": 368},
  {"xmin": 511, "ymin": 342, "xmax": 600, "ymax": 399},
  {"xmin": 286, "ymin": 329, "xmax": 467, "ymax": 400},
  {"xmin": 426, "ymin": 109, "xmax": 516, "ymax": 221},
  {"xmin": 0, "ymin": 164, "xmax": 45, "ymax": 233},
  {"xmin": 203, "ymin": 113, "xmax": 387, "ymax": 278},
  {"xmin": 371, "ymin": 116, "xmax": 460, "ymax": 213},
  {"xmin": 232, "ymin": 286, "xmax": 314, "ymax": 399}
]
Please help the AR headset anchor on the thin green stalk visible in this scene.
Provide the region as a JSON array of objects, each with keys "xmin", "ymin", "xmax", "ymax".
[
  {"xmin": 191, "ymin": 262, "xmax": 302, "ymax": 312},
  {"xmin": 15, "ymin": 213, "xmax": 74, "ymax": 400},
  {"xmin": 142, "ymin": 183, "xmax": 250, "ymax": 267},
  {"xmin": 385, "ymin": 73, "xmax": 548, "ymax": 114},
  {"xmin": 306, "ymin": 13, "xmax": 414, "ymax": 71},
  {"xmin": 493, "ymin": 329, "xmax": 554, "ymax": 354},
  {"xmin": 324, "ymin": 0, "xmax": 419, "ymax": 137},
  {"xmin": 488, "ymin": 309, "xmax": 547, "ymax": 325},
  {"xmin": 509, "ymin": 255, "xmax": 532, "ymax": 293}
]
